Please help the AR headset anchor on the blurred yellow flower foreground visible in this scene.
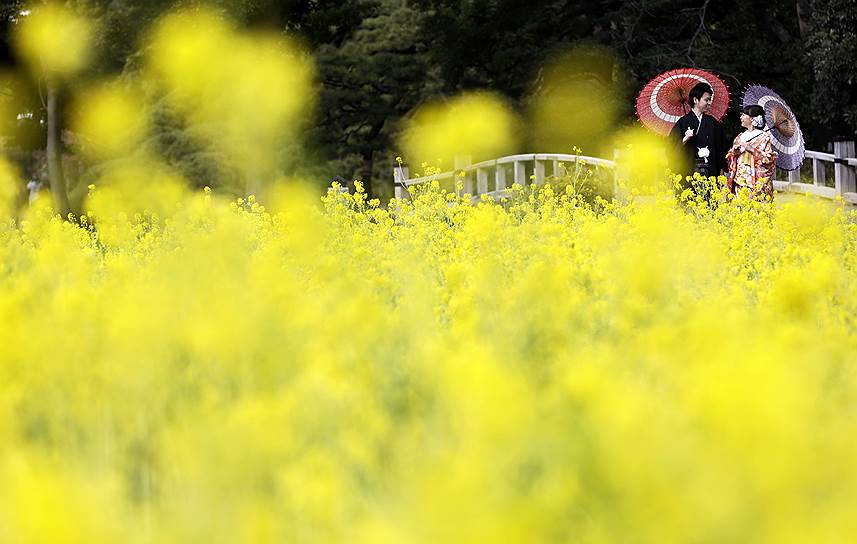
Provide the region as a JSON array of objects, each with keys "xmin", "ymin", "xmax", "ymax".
[{"xmin": 1, "ymin": 179, "xmax": 857, "ymax": 543}]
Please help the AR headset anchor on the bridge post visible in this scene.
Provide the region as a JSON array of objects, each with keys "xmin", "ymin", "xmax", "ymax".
[
  {"xmin": 455, "ymin": 155, "xmax": 473, "ymax": 196},
  {"xmin": 834, "ymin": 141, "xmax": 856, "ymax": 195},
  {"xmin": 534, "ymin": 159, "xmax": 545, "ymax": 185},
  {"xmin": 476, "ymin": 167, "xmax": 489, "ymax": 195},
  {"xmin": 788, "ymin": 169, "xmax": 801, "ymax": 185},
  {"xmin": 812, "ymin": 158, "xmax": 826, "ymax": 186},
  {"xmin": 393, "ymin": 164, "xmax": 409, "ymax": 200},
  {"xmin": 513, "ymin": 161, "xmax": 527, "ymax": 186},
  {"xmin": 495, "ymin": 164, "xmax": 507, "ymax": 192}
]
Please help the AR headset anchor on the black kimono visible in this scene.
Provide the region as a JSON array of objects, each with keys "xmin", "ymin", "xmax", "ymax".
[{"xmin": 669, "ymin": 112, "xmax": 727, "ymax": 177}]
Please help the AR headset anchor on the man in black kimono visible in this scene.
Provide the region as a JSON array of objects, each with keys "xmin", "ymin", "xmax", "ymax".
[{"xmin": 669, "ymin": 82, "xmax": 727, "ymax": 179}]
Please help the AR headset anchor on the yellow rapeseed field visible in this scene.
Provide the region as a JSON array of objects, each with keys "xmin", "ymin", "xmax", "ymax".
[{"xmin": 1, "ymin": 173, "xmax": 857, "ymax": 543}]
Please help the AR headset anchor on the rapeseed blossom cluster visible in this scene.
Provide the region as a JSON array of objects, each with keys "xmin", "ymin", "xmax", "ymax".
[
  {"xmin": 1, "ymin": 170, "xmax": 857, "ymax": 543},
  {"xmin": 528, "ymin": 46, "xmax": 623, "ymax": 154},
  {"xmin": 400, "ymin": 92, "xmax": 518, "ymax": 167}
]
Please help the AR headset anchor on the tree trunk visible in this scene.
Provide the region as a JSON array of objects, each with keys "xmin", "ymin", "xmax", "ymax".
[
  {"xmin": 796, "ymin": 0, "xmax": 809, "ymax": 41},
  {"xmin": 360, "ymin": 121, "xmax": 388, "ymax": 197},
  {"xmin": 246, "ymin": 166, "xmax": 263, "ymax": 199},
  {"xmin": 46, "ymin": 81, "xmax": 70, "ymax": 218},
  {"xmin": 363, "ymin": 150, "xmax": 374, "ymax": 196}
]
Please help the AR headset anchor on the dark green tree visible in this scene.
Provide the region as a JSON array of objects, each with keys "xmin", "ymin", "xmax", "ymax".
[
  {"xmin": 309, "ymin": 0, "xmax": 441, "ymax": 196},
  {"xmin": 806, "ymin": 0, "xmax": 857, "ymax": 137},
  {"xmin": 412, "ymin": 0, "xmax": 617, "ymax": 98}
]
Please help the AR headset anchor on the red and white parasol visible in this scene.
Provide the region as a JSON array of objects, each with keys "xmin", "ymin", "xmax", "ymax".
[{"xmin": 636, "ymin": 68, "xmax": 730, "ymax": 136}]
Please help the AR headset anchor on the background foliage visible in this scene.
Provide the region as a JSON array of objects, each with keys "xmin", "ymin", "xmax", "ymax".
[{"xmin": 1, "ymin": 0, "xmax": 855, "ymax": 197}]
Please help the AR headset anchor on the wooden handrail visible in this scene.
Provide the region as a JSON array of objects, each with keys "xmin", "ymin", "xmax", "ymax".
[
  {"xmin": 394, "ymin": 142, "xmax": 856, "ymax": 202},
  {"xmin": 402, "ymin": 153, "xmax": 615, "ymax": 187},
  {"xmin": 805, "ymin": 150, "xmax": 835, "ymax": 161}
]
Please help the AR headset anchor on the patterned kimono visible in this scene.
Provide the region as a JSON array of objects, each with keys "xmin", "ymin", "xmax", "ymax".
[{"xmin": 726, "ymin": 130, "xmax": 778, "ymax": 199}]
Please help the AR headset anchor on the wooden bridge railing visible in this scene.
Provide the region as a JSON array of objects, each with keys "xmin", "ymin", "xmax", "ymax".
[
  {"xmin": 394, "ymin": 140, "xmax": 857, "ymax": 204},
  {"xmin": 393, "ymin": 153, "xmax": 618, "ymax": 202},
  {"xmin": 773, "ymin": 141, "xmax": 857, "ymax": 204}
]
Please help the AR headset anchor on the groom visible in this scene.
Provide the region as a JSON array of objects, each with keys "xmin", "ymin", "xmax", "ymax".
[{"xmin": 669, "ymin": 82, "xmax": 727, "ymax": 178}]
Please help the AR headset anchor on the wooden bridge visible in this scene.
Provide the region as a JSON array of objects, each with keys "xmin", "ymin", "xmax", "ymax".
[{"xmin": 393, "ymin": 141, "xmax": 857, "ymax": 204}]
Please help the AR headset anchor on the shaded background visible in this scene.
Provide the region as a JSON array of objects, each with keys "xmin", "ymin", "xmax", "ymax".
[{"xmin": 1, "ymin": 0, "xmax": 854, "ymax": 199}]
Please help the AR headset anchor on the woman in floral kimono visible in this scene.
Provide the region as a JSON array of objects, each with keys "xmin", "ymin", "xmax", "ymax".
[{"xmin": 726, "ymin": 105, "xmax": 778, "ymax": 199}]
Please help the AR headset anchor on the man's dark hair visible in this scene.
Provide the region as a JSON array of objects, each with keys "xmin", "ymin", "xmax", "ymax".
[{"xmin": 688, "ymin": 83, "xmax": 713, "ymax": 107}]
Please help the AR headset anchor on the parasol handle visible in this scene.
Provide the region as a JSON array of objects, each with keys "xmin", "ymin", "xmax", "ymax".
[
  {"xmin": 678, "ymin": 88, "xmax": 688, "ymax": 114},
  {"xmin": 745, "ymin": 118, "xmax": 789, "ymax": 142}
]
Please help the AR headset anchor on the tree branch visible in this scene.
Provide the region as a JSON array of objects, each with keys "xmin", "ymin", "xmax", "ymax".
[{"xmin": 686, "ymin": 0, "xmax": 711, "ymax": 65}]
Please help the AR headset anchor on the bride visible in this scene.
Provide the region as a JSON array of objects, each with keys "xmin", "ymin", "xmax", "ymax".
[{"xmin": 726, "ymin": 104, "xmax": 778, "ymax": 199}]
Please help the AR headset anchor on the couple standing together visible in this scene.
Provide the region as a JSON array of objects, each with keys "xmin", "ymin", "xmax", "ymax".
[{"xmin": 668, "ymin": 82, "xmax": 778, "ymax": 199}]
